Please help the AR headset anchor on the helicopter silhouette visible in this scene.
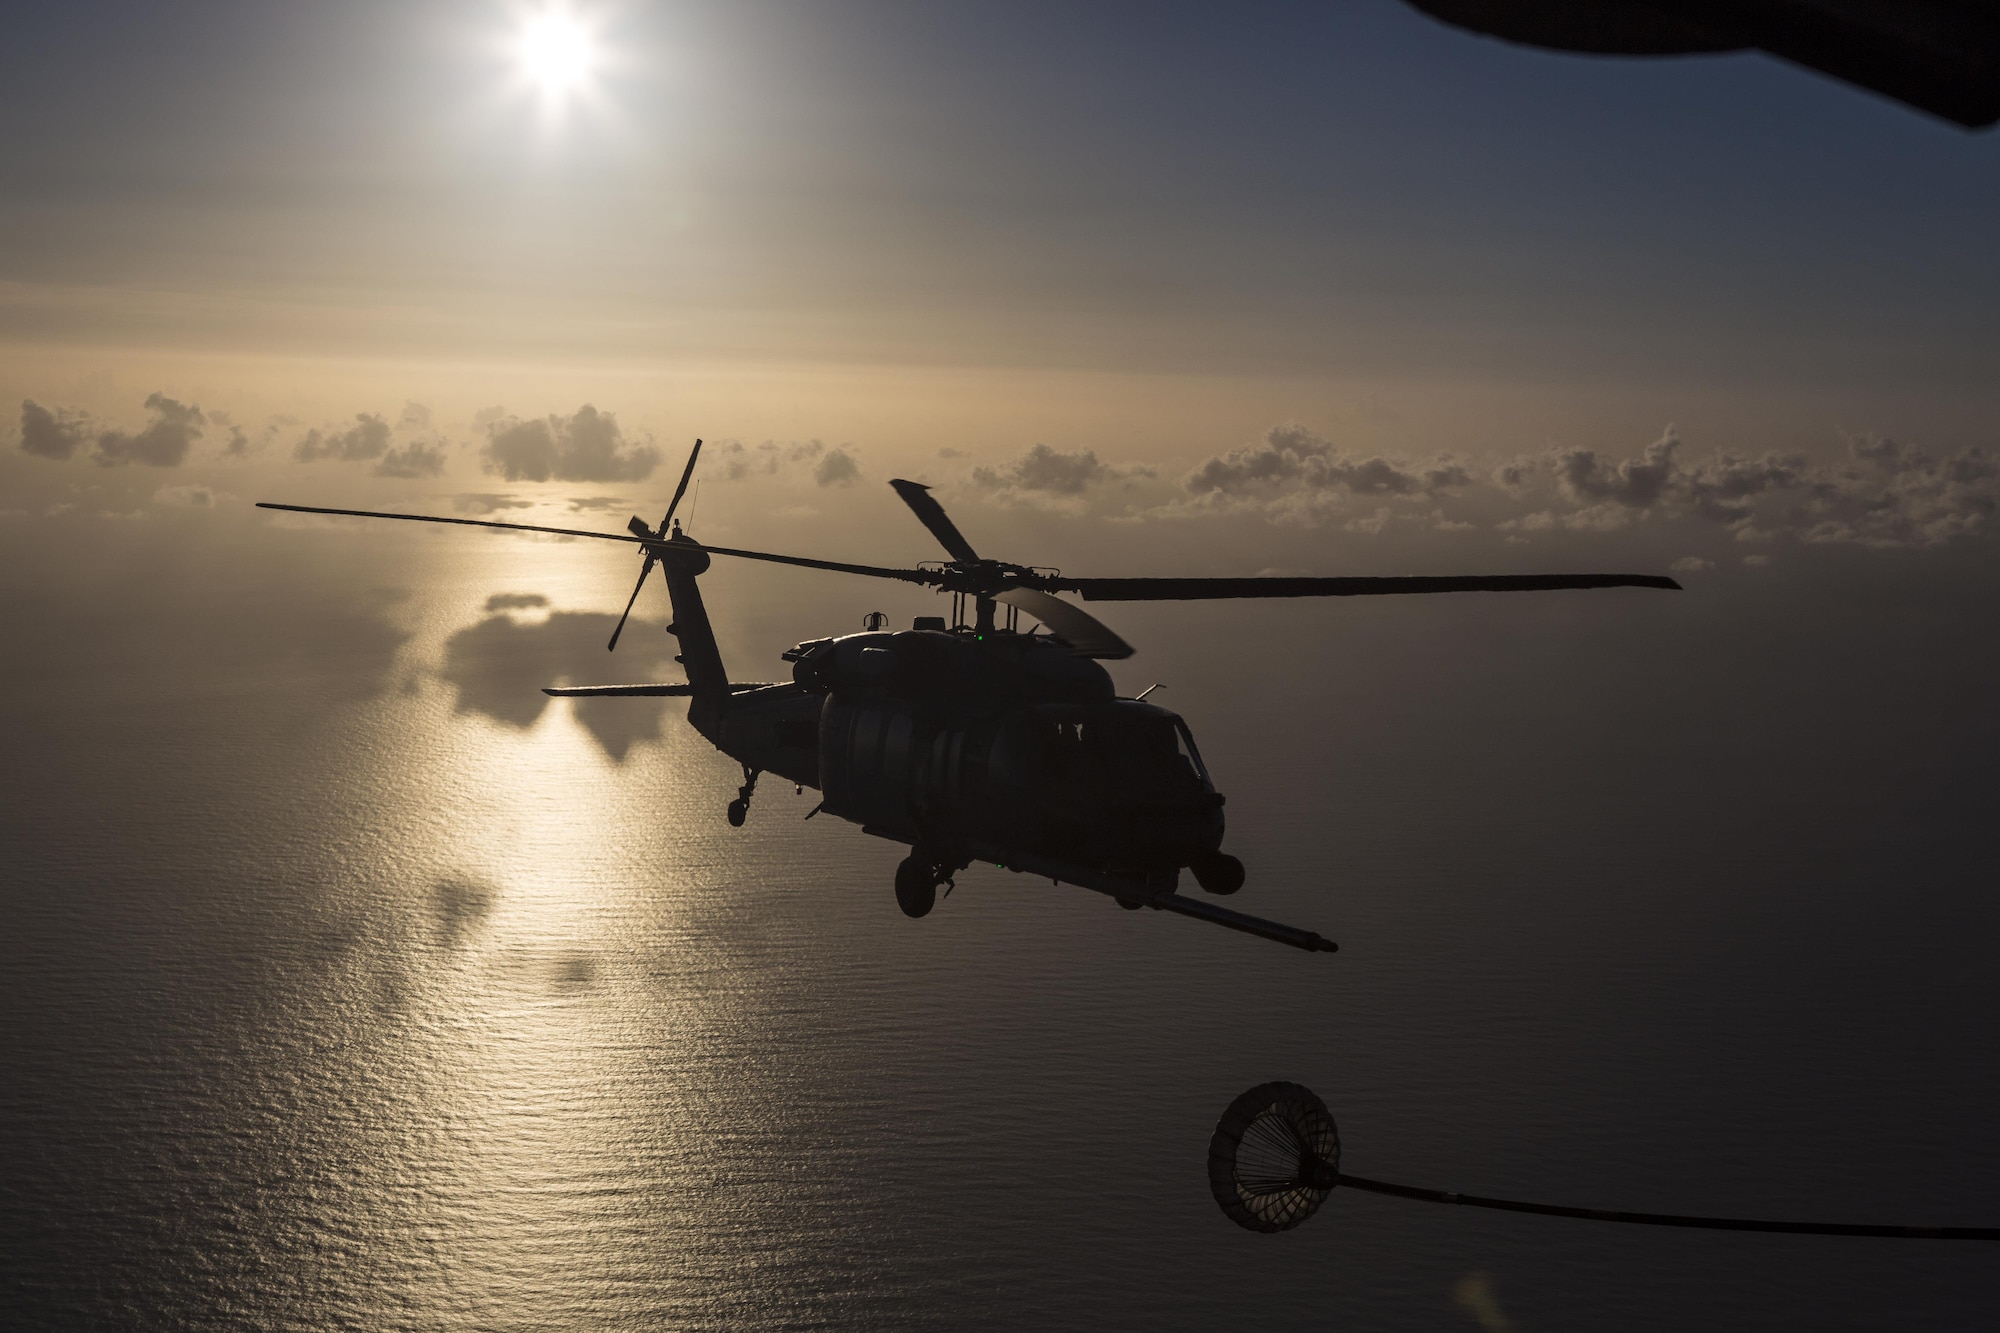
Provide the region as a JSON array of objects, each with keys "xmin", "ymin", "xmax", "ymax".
[{"xmin": 261, "ymin": 438, "xmax": 1678, "ymax": 953}]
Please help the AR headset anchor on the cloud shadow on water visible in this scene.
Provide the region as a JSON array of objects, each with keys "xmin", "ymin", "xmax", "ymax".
[
  {"xmin": 439, "ymin": 606, "xmax": 677, "ymax": 761},
  {"xmin": 429, "ymin": 875, "xmax": 495, "ymax": 949}
]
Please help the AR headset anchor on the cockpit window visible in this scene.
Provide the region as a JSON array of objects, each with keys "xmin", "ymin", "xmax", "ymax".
[{"xmin": 1173, "ymin": 719, "xmax": 1211, "ymax": 787}]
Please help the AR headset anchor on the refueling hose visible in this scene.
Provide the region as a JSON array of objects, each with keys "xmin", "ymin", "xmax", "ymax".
[{"xmin": 1335, "ymin": 1173, "xmax": 2000, "ymax": 1239}]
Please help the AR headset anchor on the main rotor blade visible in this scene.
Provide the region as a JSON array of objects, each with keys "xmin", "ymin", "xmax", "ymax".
[
  {"xmin": 1045, "ymin": 573, "xmax": 1682, "ymax": 601},
  {"xmin": 993, "ymin": 587, "xmax": 1134, "ymax": 660},
  {"xmin": 256, "ymin": 502, "xmax": 646, "ymax": 545},
  {"xmin": 606, "ymin": 555, "xmax": 655, "ymax": 652},
  {"xmin": 700, "ymin": 543, "xmax": 941, "ymax": 587},
  {"xmin": 888, "ymin": 479, "xmax": 981, "ymax": 564},
  {"xmin": 660, "ymin": 438, "xmax": 702, "ymax": 530},
  {"xmin": 543, "ymin": 682, "xmax": 783, "ymax": 697}
]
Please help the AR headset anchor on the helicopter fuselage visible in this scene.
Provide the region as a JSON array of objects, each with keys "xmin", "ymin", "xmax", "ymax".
[{"xmin": 705, "ymin": 627, "xmax": 1227, "ymax": 889}]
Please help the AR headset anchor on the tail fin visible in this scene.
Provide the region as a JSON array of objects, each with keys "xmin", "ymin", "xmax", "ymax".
[{"xmin": 656, "ymin": 535, "xmax": 730, "ymax": 708}]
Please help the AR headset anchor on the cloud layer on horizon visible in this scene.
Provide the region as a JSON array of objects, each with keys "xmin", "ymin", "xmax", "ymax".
[
  {"xmin": 13, "ymin": 395, "xmax": 1994, "ymax": 557},
  {"xmin": 1496, "ymin": 429, "xmax": 1995, "ymax": 549},
  {"xmin": 1151, "ymin": 424, "xmax": 1994, "ymax": 552}
]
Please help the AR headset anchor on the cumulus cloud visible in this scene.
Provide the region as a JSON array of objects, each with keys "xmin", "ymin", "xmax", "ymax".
[
  {"xmin": 1171, "ymin": 421, "xmax": 1993, "ymax": 552},
  {"xmin": 295, "ymin": 413, "xmax": 392, "ymax": 463},
  {"xmin": 815, "ymin": 446, "xmax": 861, "ymax": 487},
  {"xmin": 1504, "ymin": 428, "xmax": 1994, "ymax": 548},
  {"xmin": 971, "ymin": 442, "xmax": 1153, "ymax": 496},
  {"xmin": 93, "ymin": 393, "xmax": 205, "ymax": 467},
  {"xmin": 1786, "ymin": 434, "xmax": 1995, "ymax": 547},
  {"xmin": 484, "ymin": 592, "xmax": 549, "ymax": 612},
  {"xmin": 482, "ymin": 404, "xmax": 660, "ymax": 484},
  {"xmin": 1164, "ymin": 425, "xmax": 1467, "ymax": 525},
  {"xmin": 713, "ymin": 437, "xmax": 851, "ymax": 482},
  {"xmin": 1186, "ymin": 425, "xmax": 1469, "ymax": 501},
  {"xmin": 19, "ymin": 400, "xmax": 91, "ymax": 460},
  {"xmin": 374, "ymin": 440, "xmax": 447, "ymax": 478}
]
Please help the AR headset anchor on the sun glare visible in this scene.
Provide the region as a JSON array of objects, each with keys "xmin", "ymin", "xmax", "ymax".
[{"xmin": 516, "ymin": 9, "xmax": 596, "ymax": 97}]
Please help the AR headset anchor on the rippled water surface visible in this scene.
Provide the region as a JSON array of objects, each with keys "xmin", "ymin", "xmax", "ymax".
[{"xmin": 5, "ymin": 522, "xmax": 1998, "ymax": 1329}]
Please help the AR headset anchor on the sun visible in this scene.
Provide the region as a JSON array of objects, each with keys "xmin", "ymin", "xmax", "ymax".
[{"xmin": 515, "ymin": 9, "xmax": 596, "ymax": 98}]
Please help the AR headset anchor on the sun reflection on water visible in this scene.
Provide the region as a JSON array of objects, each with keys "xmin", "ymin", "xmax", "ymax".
[{"xmin": 255, "ymin": 541, "xmax": 837, "ymax": 1327}]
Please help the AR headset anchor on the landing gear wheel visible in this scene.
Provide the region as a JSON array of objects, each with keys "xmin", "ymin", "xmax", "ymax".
[
  {"xmin": 1190, "ymin": 851, "xmax": 1246, "ymax": 896},
  {"xmin": 728, "ymin": 767, "xmax": 759, "ymax": 828},
  {"xmin": 894, "ymin": 856, "xmax": 936, "ymax": 918},
  {"xmin": 1207, "ymin": 1081, "xmax": 1340, "ymax": 1233}
]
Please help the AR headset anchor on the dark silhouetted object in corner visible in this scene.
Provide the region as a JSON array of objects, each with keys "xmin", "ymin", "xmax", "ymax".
[{"xmin": 1405, "ymin": 0, "xmax": 2000, "ymax": 127}]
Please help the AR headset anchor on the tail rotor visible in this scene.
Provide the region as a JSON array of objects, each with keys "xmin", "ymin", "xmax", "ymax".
[{"xmin": 607, "ymin": 438, "xmax": 702, "ymax": 652}]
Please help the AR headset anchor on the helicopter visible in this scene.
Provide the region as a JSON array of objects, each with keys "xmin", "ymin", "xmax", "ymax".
[{"xmin": 260, "ymin": 438, "xmax": 1678, "ymax": 954}]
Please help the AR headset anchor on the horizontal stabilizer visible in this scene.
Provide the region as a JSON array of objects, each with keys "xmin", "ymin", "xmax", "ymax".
[
  {"xmin": 543, "ymin": 682, "xmax": 780, "ymax": 697},
  {"xmin": 958, "ymin": 840, "xmax": 1337, "ymax": 953}
]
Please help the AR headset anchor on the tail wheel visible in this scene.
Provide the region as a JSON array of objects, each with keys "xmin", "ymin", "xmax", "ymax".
[
  {"xmin": 894, "ymin": 855, "xmax": 936, "ymax": 918},
  {"xmin": 1207, "ymin": 1081, "xmax": 1340, "ymax": 1232},
  {"xmin": 726, "ymin": 799, "xmax": 747, "ymax": 827}
]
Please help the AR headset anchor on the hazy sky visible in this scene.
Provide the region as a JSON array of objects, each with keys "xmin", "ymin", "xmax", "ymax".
[{"xmin": 3, "ymin": 0, "xmax": 1995, "ymax": 578}]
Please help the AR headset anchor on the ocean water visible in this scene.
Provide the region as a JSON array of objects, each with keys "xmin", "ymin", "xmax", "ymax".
[{"xmin": 5, "ymin": 517, "xmax": 1998, "ymax": 1330}]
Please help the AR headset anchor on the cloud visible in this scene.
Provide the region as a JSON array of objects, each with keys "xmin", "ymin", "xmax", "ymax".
[
  {"xmin": 19, "ymin": 400, "xmax": 91, "ymax": 460},
  {"xmin": 815, "ymin": 446, "xmax": 861, "ymax": 487},
  {"xmin": 971, "ymin": 442, "xmax": 1152, "ymax": 496},
  {"xmin": 1161, "ymin": 420, "xmax": 1994, "ymax": 552},
  {"xmin": 453, "ymin": 493, "xmax": 532, "ymax": 514},
  {"xmin": 484, "ymin": 592, "xmax": 549, "ymax": 611},
  {"xmin": 714, "ymin": 437, "xmax": 846, "ymax": 482},
  {"xmin": 566, "ymin": 495, "xmax": 628, "ymax": 511},
  {"xmin": 1787, "ymin": 434, "xmax": 1996, "ymax": 548},
  {"xmin": 153, "ymin": 484, "xmax": 223, "ymax": 508},
  {"xmin": 482, "ymin": 404, "xmax": 660, "ymax": 483},
  {"xmin": 1507, "ymin": 428, "xmax": 1994, "ymax": 548},
  {"xmin": 1185, "ymin": 425, "xmax": 1469, "ymax": 501},
  {"xmin": 374, "ymin": 440, "xmax": 447, "ymax": 478},
  {"xmin": 94, "ymin": 393, "xmax": 204, "ymax": 467},
  {"xmin": 1544, "ymin": 428, "xmax": 1809, "ymax": 528},
  {"xmin": 295, "ymin": 413, "xmax": 391, "ymax": 463}
]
